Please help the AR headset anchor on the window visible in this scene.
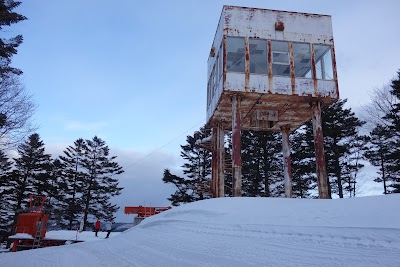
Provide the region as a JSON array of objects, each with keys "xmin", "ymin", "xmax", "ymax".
[
  {"xmin": 226, "ymin": 37, "xmax": 245, "ymax": 73},
  {"xmin": 271, "ymin": 41, "xmax": 290, "ymax": 76},
  {"xmin": 314, "ymin": 45, "xmax": 334, "ymax": 80},
  {"xmin": 249, "ymin": 38, "xmax": 268, "ymax": 74},
  {"xmin": 293, "ymin": 43, "xmax": 312, "ymax": 78}
]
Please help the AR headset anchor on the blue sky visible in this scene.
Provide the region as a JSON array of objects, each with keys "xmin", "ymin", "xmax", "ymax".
[{"xmin": 9, "ymin": 0, "xmax": 400, "ymax": 222}]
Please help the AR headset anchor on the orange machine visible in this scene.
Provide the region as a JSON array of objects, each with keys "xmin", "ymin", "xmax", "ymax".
[
  {"xmin": 15, "ymin": 195, "xmax": 48, "ymax": 238},
  {"xmin": 9, "ymin": 195, "xmax": 69, "ymax": 252},
  {"xmin": 125, "ymin": 206, "xmax": 171, "ymax": 219}
]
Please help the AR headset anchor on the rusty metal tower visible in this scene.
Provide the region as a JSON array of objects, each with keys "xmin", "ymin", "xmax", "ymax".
[{"xmin": 205, "ymin": 6, "xmax": 339, "ymax": 199}]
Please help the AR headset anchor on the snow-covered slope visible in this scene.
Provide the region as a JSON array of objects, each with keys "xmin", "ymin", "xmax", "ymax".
[{"xmin": 1, "ymin": 195, "xmax": 399, "ymax": 267}]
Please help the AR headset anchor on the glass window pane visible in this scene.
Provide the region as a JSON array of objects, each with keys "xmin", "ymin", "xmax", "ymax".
[
  {"xmin": 271, "ymin": 41, "xmax": 288, "ymax": 52},
  {"xmin": 226, "ymin": 37, "xmax": 245, "ymax": 73},
  {"xmin": 272, "ymin": 41, "xmax": 290, "ymax": 77},
  {"xmin": 249, "ymin": 38, "xmax": 267, "ymax": 74},
  {"xmin": 314, "ymin": 44, "xmax": 334, "ymax": 80},
  {"xmin": 273, "ymin": 52, "xmax": 289, "ymax": 64},
  {"xmin": 293, "ymin": 43, "xmax": 311, "ymax": 78},
  {"xmin": 272, "ymin": 64, "xmax": 290, "ymax": 76}
]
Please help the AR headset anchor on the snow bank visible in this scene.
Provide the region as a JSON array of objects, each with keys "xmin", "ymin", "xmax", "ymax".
[{"xmin": 0, "ymin": 195, "xmax": 399, "ymax": 267}]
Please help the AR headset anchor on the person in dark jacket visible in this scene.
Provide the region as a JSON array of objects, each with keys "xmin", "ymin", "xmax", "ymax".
[
  {"xmin": 94, "ymin": 220, "xmax": 101, "ymax": 237},
  {"xmin": 105, "ymin": 221, "xmax": 112, "ymax": 238}
]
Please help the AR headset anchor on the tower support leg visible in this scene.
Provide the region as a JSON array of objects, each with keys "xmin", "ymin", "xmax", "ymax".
[
  {"xmin": 281, "ymin": 126, "xmax": 293, "ymax": 198},
  {"xmin": 232, "ymin": 94, "xmax": 242, "ymax": 197},
  {"xmin": 212, "ymin": 123, "xmax": 225, "ymax": 197},
  {"xmin": 311, "ymin": 101, "xmax": 330, "ymax": 199}
]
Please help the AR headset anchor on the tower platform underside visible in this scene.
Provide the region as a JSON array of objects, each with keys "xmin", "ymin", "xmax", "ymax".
[{"xmin": 207, "ymin": 91, "xmax": 336, "ymax": 132}]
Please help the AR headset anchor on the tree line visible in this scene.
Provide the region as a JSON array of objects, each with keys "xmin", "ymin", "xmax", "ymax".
[
  {"xmin": 0, "ymin": 133, "xmax": 124, "ymax": 241},
  {"xmin": 164, "ymin": 72, "xmax": 400, "ymax": 205}
]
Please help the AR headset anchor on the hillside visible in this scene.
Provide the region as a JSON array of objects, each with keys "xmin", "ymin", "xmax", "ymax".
[{"xmin": 1, "ymin": 195, "xmax": 399, "ymax": 267}]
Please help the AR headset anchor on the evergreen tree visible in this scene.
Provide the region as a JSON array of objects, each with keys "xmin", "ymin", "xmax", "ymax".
[
  {"xmin": 80, "ymin": 136, "xmax": 123, "ymax": 229},
  {"xmin": 58, "ymin": 138, "xmax": 86, "ymax": 229},
  {"xmin": 319, "ymin": 99, "xmax": 366, "ymax": 198},
  {"xmin": 365, "ymin": 125, "xmax": 396, "ymax": 194},
  {"xmin": 241, "ymin": 130, "xmax": 283, "ymax": 197},
  {"xmin": 0, "ymin": 149, "xmax": 14, "ymax": 239},
  {"xmin": 0, "ymin": 0, "xmax": 27, "ymax": 76},
  {"xmin": 9, "ymin": 133, "xmax": 51, "ymax": 210},
  {"xmin": 290, "ymin": 127, "xmax": 316, "ymax": 198},
  {"xmin": 163, "ymin": 126, "xmax": 212, "ymax": 206},
  {"xmin": 296, "ymin": 100, "xmax": 366, "ymax": 198},
  {"xmin": 382, "ymin": 71, "xmax": 400, "ymax": 192},
  {"xmin": 7, "ymin": 133, "xmax": 51, "ymax": 231},
  {"xmin": 45, "ymin": 158, "xmax": 68, "ymax": 228}
]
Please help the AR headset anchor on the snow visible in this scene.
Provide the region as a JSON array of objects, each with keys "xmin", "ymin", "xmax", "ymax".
[{"xmin": 1, "ymin": 195, "xmax": 399, "ymax": 266}]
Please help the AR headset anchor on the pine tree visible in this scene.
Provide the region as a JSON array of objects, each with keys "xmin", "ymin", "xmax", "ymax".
[
  {"xmin": 6, "ymin": 133, "xmax": 51, "ymax": 233},
  {"xmin": 58, "ymin": 138, "xmax": 86, "ymax": 229},
  {"xmin": 0, "ymin": 0, "xmax": 27, "ymax": 76},
  {"xmin": 45, "ymin": 158, "xmax": 68, "ymax": 228},
  {"xmin": 365, "ymin": 125, "xmax": 396, "ymax": 194},
  {"xmin": 319, "ymin": 99, "xmax": 366, "ymax": 198},
  {"xmin": 80, "ymin": 136, "xmax": 123, "ymax": 229},
  {"xmin": 241, "ymin": 130, "xmax": 284, "ymax": 197},
  {"xmin": 290, "ymin": 127, "xmax": 316, "ymax": 198},
  {"xmin": 383, "ymin": 71, "xmax": 400, "ymax": 192},
  {"xmin": 10, "ymin": 133, "xmax": 51, "ymax": 210},
  {"xmin": 0, "ymin": 149, "xmax": 14, "ymax": 238},
  {"xmin": 163, "ymin": 126, "xmax": 212, "ymax": 206}
]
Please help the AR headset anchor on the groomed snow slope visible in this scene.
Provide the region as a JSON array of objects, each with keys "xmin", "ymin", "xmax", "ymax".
[{"xmin": 1, "ymin": 195, "xmax": 400, "ymax": 267}]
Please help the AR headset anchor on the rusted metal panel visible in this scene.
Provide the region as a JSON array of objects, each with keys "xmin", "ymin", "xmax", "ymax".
[
  {"xmin": 272, "ymin": 77, "xmax": 291, "ymax": 95},
  {"xmin": 222, "ymin": 6, "xmax": 333, "ymax": 43},
  {"xmin": 225, "ymin": 73, "xmax": 246, "ymax": 92},
  {"xmin": 318, "ymin": 80, "xmax": 338, "ymax": 98},
  {"xmin": 281, "ymin": 126, "xmax": 293, "ymax": 198},
  {"xmin": 275, "ymin": 21, "xmax": 285, "ymax": 31},
  {"xmin": 249, "ymin": 74, "xmax": 268, "ymax": 92},
  {"xmin": 311, "ymin": 101, "xmax": 330, "ymax": 199},
  {"xmin": 231, "ymin": 94, "xmax": 242, "ymax": 197},
  {"xmin": 295, "ymin": 78, "xmax": 314, "ymax": 96}
]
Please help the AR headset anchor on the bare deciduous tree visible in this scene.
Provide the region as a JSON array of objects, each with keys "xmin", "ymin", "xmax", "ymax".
[
  {"xmin": 0, "ymin": 74, "xmax": 36, "ymax": 147},
  {"xmin": 362, "ymin": 84, "xmax": 399, "ymax": 129}
]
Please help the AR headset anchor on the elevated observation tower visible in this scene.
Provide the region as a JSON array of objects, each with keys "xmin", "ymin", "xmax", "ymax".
[{"xmin": 206, "ymin": 6, "xmax": 339, "ymax": 198}]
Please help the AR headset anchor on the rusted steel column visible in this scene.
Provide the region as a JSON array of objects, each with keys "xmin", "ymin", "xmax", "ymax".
[
  {"xmin": 216, "ymin": 123, "xmax": 225, "ymax": 197},
  {"xmin": 281, "ymin": 126, "xmax": 293, "ymax": 198},
  {"xmin": 231, "ymin": 94, "xmax": 242, "ymax": 197},
  {"xmin": 211, "ymin": 127, "xmax": 218, "ymax": 198},
  {"xmin": 311, "ymin": 101, "xmax": 330, "ymax": 199}
]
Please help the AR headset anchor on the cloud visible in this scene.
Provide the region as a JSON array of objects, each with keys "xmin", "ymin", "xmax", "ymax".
[
  {"xmin": 111, "ymin": 148, "xmax": 181, "ymax": 222},
  {"xmin": 45, "ymin": 143, "xmax": 181, "ymax": 223}
]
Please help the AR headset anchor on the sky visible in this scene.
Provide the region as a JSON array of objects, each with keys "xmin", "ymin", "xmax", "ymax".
[
  {"xmin": 6, "ymin": 1, "xmax": 400, "ymax": 222},
  {"xmin": 1, "ymin": 195, "xmax": 400, "ymax": 266}
]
